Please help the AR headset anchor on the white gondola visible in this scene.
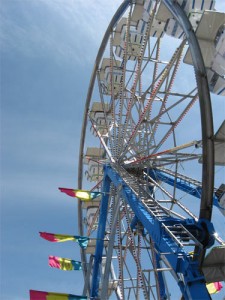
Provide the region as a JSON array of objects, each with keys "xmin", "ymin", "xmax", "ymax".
[
  {"xmin": 86, "ymin": 205, "xmax": 99, "ymax": 230},
  {"xmin": 183, "ymin": 10, "xmax": 225, "ymax": 95},
  {"xmin": 136, "ymin": 0, "xmax": 166, "ymax": 38},
  {"xmin": 113, "ymin": 18, "xmax": 144, "ymax": 60},
  {"xmin": 89, "ymin": 102, "xmax": 112, "ymax": 137},
  {"xmin": 164, "ymin": 18, "xmax": 184, "ymax": 39},
  {"xmin": 211, "ymin": 25, "xmax": 225, "ymax": 77},
  {"xmin": 137, "ymin": 17, "xmax": 165, "ymax": 38},
  {"xmin": 89, "ymin": 102, "xmax": 110, "ymax": 116},
  {"xmin": 184, "ymin": 10, "xmax": 225, "ymax": 68},
  {"xmin": 156, "ymin": 0, "xmax": 215, "ymax": 38},
  {"xmin": 99, "ymin": 58, "xmax": 122, "ymax": 95},
  {"xmin": 82, "ymin": 198, "xmax": 101, "ymax": 231},
  {"xmin": 84, "ymin": 147, "xmax": 104, "ymax": 182},
  {"xmin": 85, "ymin": 161, "xmax": 103, "ymax": 182},
  {"xmin": 131, "ymin": 0, "xmax": 154, "ymax": 23},
  {"xmin": 84, "ymin": 147, "xmax": 105, "ymax": 164},
  {"xmin": 113, "ymin": 1, "xmax": 165, "ymax": 61}
]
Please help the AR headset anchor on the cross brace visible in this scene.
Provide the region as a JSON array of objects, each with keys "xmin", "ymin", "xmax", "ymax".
[{"xmin": 149, "ymin": 168, "xmax": 223, "ymax": 211}]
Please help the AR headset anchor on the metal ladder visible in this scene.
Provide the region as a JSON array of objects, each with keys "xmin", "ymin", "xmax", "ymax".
[
  {"xmin": 114, "ymin": 164, "xmax": 168, "ymax": 218},
  {"xmin": 163, "ymin": 224, "xmax": 203, "ymax": 249}
]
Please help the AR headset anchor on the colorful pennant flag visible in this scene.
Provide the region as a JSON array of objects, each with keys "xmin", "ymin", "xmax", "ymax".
[
  {"xmin": 206, "ymin": 282, "xmax": 223, "ymax": 294},
  {"xmin": 58, "ymin": 187, "xmax": 101, "ymax": 201},
  {"xmin": 49, "ymin": 256, "xmax": 82, "ymax": 271},
  {"xmin": 30, "ymin": 290, "xmax": 87, "ymax": 300},
  {"xmin": 39, "ymin": 232, "xmax": 89, "ymax": 249}
]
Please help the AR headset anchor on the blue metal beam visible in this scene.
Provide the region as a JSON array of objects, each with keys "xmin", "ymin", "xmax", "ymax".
[
  {"xmin": 149, "ymin": 168, "xmax": 224, "ymax": 211},
  {"xmin": 90, "ymin": 171, "xmax": 111, "ymax": 298},
  {"xmin": 104, "ymin": 165, "xmax": 212, "ymax": 300}
]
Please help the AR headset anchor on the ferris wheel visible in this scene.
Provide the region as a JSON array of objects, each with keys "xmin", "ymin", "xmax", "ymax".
[{"xmin": 77, "ymin": 1, "xmax": 225, "ymax": 299}]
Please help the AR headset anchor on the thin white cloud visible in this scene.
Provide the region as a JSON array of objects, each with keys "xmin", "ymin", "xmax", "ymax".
[
  {"xmin": 2, "ymin": 0, "xmax": 223, "ymax": 66},
  {"xmin": 0, "ymin": 0, "xmax": 122, "ymax": 66}
]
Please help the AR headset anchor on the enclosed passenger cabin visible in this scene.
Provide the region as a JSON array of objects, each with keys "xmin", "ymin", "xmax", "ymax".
[
  {"xmin": 183, "ymin": 10, "xmax": 225, "ymax": 95},
  {"xmin": 156, "ymin": 0, "xmax": 215, "ymax": 39},
  {"xmin": 207, "ymin": 25, "xmax": 225, "ymax": 95},
  {"xmin": 89, "ymin": 102, "xmax": 112, "ymax": 137},
  {"xmin": 99, "ymin": 58, "xmax": 122, "ymax": 96},
  {"xmin": 212, "ymin": 24, "xmax": 225, "ymax": 77},
  {"xmin": 137, "ymin": 17, "xmax": 165, "ymax": 38},
  {"xmin": 84, "ymin": 147, "xmax": 105, "ymax": 182},
  {"xmin": 135, "ymin": 0, "xmax": 165, "ymax": 38},
  {"xmin": 113, "ymin": 17, "xmax": 144, "ymax": 60},
  {"xmin": 82, "ymin": 198, "xmax": 101, "ymax": 232},
  {"xmin": 113, "ymin": 0, "xmax": 165, "ymax": 61}
]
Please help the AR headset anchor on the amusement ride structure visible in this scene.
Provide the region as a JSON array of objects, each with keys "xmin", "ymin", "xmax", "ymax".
[{"xmin": 77, "ymin": 1, "xmax": 225, "ymax": 299}]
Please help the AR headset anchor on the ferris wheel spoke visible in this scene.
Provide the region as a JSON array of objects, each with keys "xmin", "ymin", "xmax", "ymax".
[
  {"xmin": 117, "ymin": 17, "xmax": 139, "ymax": 157},
  {"xmin": 115, "ymin": 217, "xmax": 143, "ymax": 299},
  {"xmin": 117, "ymin": 20, "xmax": 153, "ymax": 156},
  {"xmin": 122, "ymin": 200, "xmax": 149, "ymax": 299},
  {"xmin": 101, "ymin": 192, "xmax": 121, "ymax": 299},
  {"xmin": 125, "ymin": 38, "xmax": 160, "ymax": 94},
  {"xmin": 118, "ymin": 17, "xmax": 165, "ymax": 154},
  {"xmin": 122, "ymin": 258, "xmax": 138, "ymax": 299},
  {"xmin": 147, "ymin": 44, "xmax": 186, "ymax": 149},
  {"xmin": 118, "ymin": 42, "xmax": 186, "ymax": 161},
  {"xmin": 116, "ymin": 11, "xmax": 133, "ymax": 158},
  {"xmin": 126, "ymin": 139, "xmax": 201, "ymax": 166},
  {"xmin": 149, "ymin": 39, "xmax": 161, "ymax": 93},
  {"xmin": 140, "ymin": 40, "xmax": 186, "ymax": 103},
  {"xmin": 144, "ymin": 170, "xmax": 199, "ymax": 220},
  {"xmin": 149, "ymin": 88, "xmax": 197, "ymax": 130},
  {"xmin": 152, "ymin": 153, "xmax": 201, "ymax": 164},
  {"xmin": 94, "ymin": 71, "xmax": 116, "ymax": 158},
  {"xmin": 145, "ymin": 156, "xmax": 201, "ymax": 168},
  {"xmin": 89, "ymin": 117, "xmax": 115, "ymax": 163},
  {"xmin": 151, "ymin": 96, "xmax": 198, "ymax": 156},
  {"xmin": 148, "ymin": 239, "xmax": 163, "ymax": 300}
]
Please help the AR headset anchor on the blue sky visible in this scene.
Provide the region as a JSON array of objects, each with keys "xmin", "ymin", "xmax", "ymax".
[{"xmin": 1, "ymin": 1, "xmax": 225, "ymax": 299}]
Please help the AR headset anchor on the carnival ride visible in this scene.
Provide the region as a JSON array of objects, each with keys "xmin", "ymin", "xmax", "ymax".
[{"xmin": 77, "ymin": 1, "xmax": 225, "ymax": 299}]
